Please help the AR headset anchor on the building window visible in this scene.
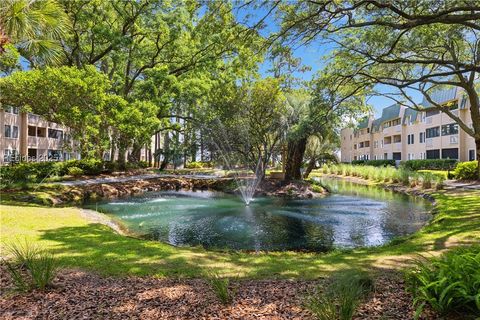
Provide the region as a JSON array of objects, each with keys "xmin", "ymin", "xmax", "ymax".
[
  {"xmin": 4, "ymin": 105, "xmax": 19, "ymax": 114},
  {"xmin": 441, "ymin": 148, "xmax": 458, "ymax": 160},
  {"xmin": 393, "ymin": 152, "xmax": 401, "ymax": 160},
  {"xmin": 426, "ymin": 149, "xmax": 440, "ymax": 159},
  {"xmin": 47, "ymin": 149, "xmax": 62, "ymax": 160},
  {"xmin": 4, "ymin": 125, "xmax": 11, "ymax": 138},
  {"xmin": 441, "ymin": 123, "xmax": 459, "ymax": 136},
  {"xmin": 37, "ymin": 127, "xmax": 47, "ymax": 137},
  {"xmin": 48, "ymin": 128, "xmax": 63, "ymax": 139},
  {"xmin": 3, "ymin": 149, "xmax": 18, "ymax": 162},
  {"xmin": 28, "ymin": 126, "xmax": 36, "ymax": 136},
  {"xmin": 28, "ymin": 148, "xmax": 38, "ymax": 161},
  {"xmin": 419, "ymin": 132, "xmax": 425, "ymax": 143},
  {"xmin": 407, "ymin": 134, "xmax": 415, "ymax": 145},
  {"xmin": 426, "ymin": 109, "xmax": 440, "ymax": 117},
  {"xmin": 426, "ymin": 127, "xmax": 440, "ymax": 138},
  {"xmin": 469, "ymin": 150, "xmax": 476, "ymax": 161}
]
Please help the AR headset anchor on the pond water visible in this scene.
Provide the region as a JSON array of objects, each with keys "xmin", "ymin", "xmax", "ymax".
[{"xmin": 85, "ymin": 178, "xmax": 432, "ymax": 252}]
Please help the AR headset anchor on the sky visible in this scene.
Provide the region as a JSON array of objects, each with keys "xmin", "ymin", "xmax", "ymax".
[{"xmin": 237, "ymin": 3, "xmax": 424, "ymax": 118}]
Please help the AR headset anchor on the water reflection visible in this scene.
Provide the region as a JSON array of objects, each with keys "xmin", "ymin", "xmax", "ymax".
[{"xmin": 87, "ymin": 179, "xmax": 432, "ymax": 252}]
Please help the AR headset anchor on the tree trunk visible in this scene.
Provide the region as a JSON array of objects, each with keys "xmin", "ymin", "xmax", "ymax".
[
  {"xmin": 159, "ymin": 133, "xmax": 170, "ymax": 171},
  {"xmin": 303, "ymin": 157, "xmax": 316, "ymax": 179},
  {"xmin": 129, "ymin": 143, "xmax": 142, "ymax": 162},
  {"xmin": 118, "ymin": 145, "xmax": 127, "ymax": 170},
  {"xmin": 284, "ymin": 137, "xmax": 307, "ymax": 181},
  {"xmin": 476, "ymin": 138, "xmax": 480, "ymax": 180}
]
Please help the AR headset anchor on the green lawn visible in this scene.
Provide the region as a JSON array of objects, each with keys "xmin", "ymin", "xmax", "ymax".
[{"xmin": 1, "ymin": 189, "xmax": 479, "ymax": 279}]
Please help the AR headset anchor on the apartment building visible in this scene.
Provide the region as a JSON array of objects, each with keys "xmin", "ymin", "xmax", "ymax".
[
  {"xmin": 340, "ymin": 88, "xmax": 477, "ymax": 163},
  {"xmin": 0, "ymin": 105, "xmax": 78, "ymax": 165}
]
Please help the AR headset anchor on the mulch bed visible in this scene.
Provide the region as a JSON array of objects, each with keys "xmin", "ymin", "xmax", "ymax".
[{"xmin": 0, "ymin": 267, "xmax": 433, "ymax": 320}]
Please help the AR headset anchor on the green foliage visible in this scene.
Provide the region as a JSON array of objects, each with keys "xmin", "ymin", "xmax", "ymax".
[
  {"xmin": 67, "ymin": 166, "xmax": 83, "ymax": 177},
  {"xmin": 305, "ymin": 270, "xmax": 373, "ymax": 320},
  {"xmin": 454, "ymin": 161, "xmax": 478, "ymax": 181},
  {"xmin": 405, "ymin": 246, "xmax": 480, "ymax": 318},
  {"xmin": 351, "ymin": 160, "xmax": 396, "ymax": 167},
  {"xmin": 185, "ymin": 161, "xmax": 212, "ymax": 169},
  {"xmin": 4, "ymin": 240, "xmax": 59, "ymax": 291},
  {"xmin": 207, "ymin": 271, "xmax": 234, "ymax": 305},
  {"xmin": 319, "ymin": 164, "xmax": 443, "ymax": 189},
  {"xmin": 401, "ymin": 160, "xmax": 458, "ymax": 171},
  {"xmin": 0, "ymin": 0, "xmax": 69, "ymax": 66}
]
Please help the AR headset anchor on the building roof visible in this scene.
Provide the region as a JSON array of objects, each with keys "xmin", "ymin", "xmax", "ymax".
[
  {"xmin": 421, "ymin": 87, "xmax": 458, "ymax": 107},
  {"xmin": 380, "ymin": 103, "xmax": 401, "ymax": 122},
  {"xmin": 402, "ymin": 108, "xmax": 418, "ymax": 125},
  {"xmin": 356, "ymin": 116, "xmax": 370, "ymax": 129},
  {"xmin": 371, "ymin": 118, "xmax": 382, "ymax": 132}
]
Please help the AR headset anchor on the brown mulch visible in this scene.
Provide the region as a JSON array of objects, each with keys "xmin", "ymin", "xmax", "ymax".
[{"xmin": 0, "ymin": 267, "xmax": 433, "ymax": 320}]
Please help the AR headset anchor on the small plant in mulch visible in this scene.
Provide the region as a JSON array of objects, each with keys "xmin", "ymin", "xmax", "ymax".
[
  {"xmin": 206, "ymin": 271, "xmax": 236, "ymax": 305},
  {"xmin": 3, "ymin": 240, "xmax": 59, "ymax": 292},
  {"xmin": 304, "ymin": 269, "xmax": 374, "ymax": 320}
]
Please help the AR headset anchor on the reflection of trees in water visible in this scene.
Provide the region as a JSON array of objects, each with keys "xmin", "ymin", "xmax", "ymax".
[{"xmin": 256, "ymin": 210, "xmax": 334, "ymax": 252}]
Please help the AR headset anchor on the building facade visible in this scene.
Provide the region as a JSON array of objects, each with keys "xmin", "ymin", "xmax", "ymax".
[
  {"xmin": 340, "ymin": 88, "xmax": 477, "ymax": 163},
  {"xmin": 0, "ymin": 105, "xmax": 79, "ymax": 164}
]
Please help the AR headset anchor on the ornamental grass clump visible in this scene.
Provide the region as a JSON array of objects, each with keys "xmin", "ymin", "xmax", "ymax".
[
  {"xmin": 305, "ymin": 269, "xmax": 373, "ymax": 320},
  {"xmin": 207, "ymin": 271, "xmax": 235, "ymax": 305},
  {"xmin": 421, "ymin": 172, "xmax": 434, "ymax": 189},
  {"xmin": 4, "ymin": 240, "xmax": 59, "ymax": 291}
]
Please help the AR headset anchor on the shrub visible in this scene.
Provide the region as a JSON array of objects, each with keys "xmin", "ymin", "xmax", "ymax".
[
  {"xmin": 305, "ymin": 269, "xmax": 373, "ymax": 320},
  {"xmin": 4, "ymin": 241, "xmax": 59, "ymax": 291},
  {"xmin": 207, "ymin": 271, "xmax": 234, "ymax": 304},
  {"xmin": 454, "ymin": 161, "xmax": 478, "ymax": 180},
  {"xmin": 67, "ymin": 166, "xmax": 84, "ymax": 177},
  {"xmin": 405, "ymin": 245, "xmax": 480, "ymax": 319},
  {"xmin": 401, "ymin": 159, "xmax": 457, "ymax": 171},
  {"xmin": 351, "ymin": 160, "xmax": 396, "ymax": 167}
]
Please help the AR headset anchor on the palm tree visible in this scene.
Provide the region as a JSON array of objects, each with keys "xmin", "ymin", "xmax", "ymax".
[{"xmin": 0, "ymin": 0, "xmax": 69, "ymax": 67}]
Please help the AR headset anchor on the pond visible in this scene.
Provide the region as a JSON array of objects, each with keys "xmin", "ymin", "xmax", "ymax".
[{"xmin": 85, "ymin": 178, "xmax": 432, "ymax": 252}]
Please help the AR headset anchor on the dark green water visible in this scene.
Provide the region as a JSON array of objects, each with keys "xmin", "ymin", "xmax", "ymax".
[{"xmin": 86, "ymin": 178, "xmax": 432, "ymax": 252}]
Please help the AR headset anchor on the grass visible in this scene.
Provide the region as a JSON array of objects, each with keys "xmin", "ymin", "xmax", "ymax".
[
  {"xmin": 305, "ymin": 269, "xmax": 373, "ymax": 320},
  {"xmin": 1, "ymin": 187, "xmax": 479, "ymax": 279}
]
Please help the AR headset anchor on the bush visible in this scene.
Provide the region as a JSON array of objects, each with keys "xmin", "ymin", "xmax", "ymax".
[
  {"xmin": 305, "ymin": 269, "xmax": 373, "ymax": 320},
  {"xmin": 67, "ymin": 166, "xmax": 84, "ymax": 177},
  {"xmin": 185, "ymin": 161, "xmax": 213, "ymax": 169},
  {"xmin": 4, "ymin": 241, "xmax": 59, "ymax": 291},
  {"xmin": 351, "ymin": 160, "xmax": 396, "ymax": 167},
  {"xmin": 207, "ymin": 271, "xmax": 234, "ymax": 305},
  {"xmin": 454, "ymin": 161, "xmax": 478, "ymax": 180},
  {"xmin": 405, "ymin": 245, "xmax": 480, "ymax": 318},
  {"xmin": 401, "ymin": 159, "xmax": 457, "ymax": 171}
]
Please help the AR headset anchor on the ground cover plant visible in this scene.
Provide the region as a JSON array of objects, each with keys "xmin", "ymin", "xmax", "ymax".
[{"xmin": 405, "ymin": 245, "xmax": 480, "ymax": 319}]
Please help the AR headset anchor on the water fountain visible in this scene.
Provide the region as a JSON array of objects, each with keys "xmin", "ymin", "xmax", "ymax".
[{"xmin": 200, "ymin": 120, "xmax": 266, "ymax": 205}]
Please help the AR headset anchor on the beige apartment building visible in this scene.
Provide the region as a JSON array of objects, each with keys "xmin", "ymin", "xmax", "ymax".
[
  {"xmin": 0, "ymin": 105, "xmax": 79, "ymax": 164},
  {"xmin": 341, "ymin": 88, "xmax": 477, "ymax": 163}
]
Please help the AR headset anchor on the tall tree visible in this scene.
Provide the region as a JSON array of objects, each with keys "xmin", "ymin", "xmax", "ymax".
[{"xmin": 278, "ymin": 1, "xmax": 480, "ymax": 178}]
